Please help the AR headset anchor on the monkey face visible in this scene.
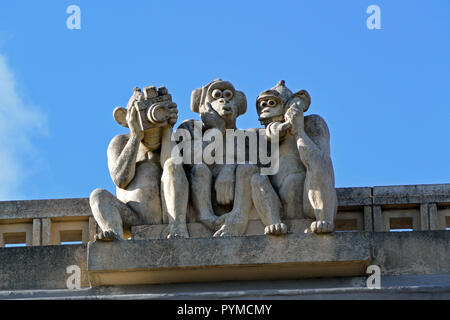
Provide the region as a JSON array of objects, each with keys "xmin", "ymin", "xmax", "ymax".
[
  {"xmin": 257, "ymin": 96, "xmax": 284, "ymax": 122},
  {"xmin": 206, "ymin": 82, "xmax": 240, "ymax": 122},
  {"xmin": 190, "ymin": 79, "xmax": 247, "ymax": 129}
]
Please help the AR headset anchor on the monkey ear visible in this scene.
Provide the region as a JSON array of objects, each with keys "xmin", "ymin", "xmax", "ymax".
[
  {"xmin": 293, "ymin": 90, "xmax": 311, "ymax": 112},
  {"xmin": 113, "ymin": 107, "xmax": 128, "ymax": 127},
  {"xmin": 190, "ymin": 88, "xmax": 202, "ymax": 114},
  {"xmin": 235, "ymin": 90, "xmax": 247, "ymax": 116}
]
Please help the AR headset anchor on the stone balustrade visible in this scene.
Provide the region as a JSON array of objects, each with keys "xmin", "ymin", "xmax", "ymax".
[{"xmin": 0, "ymin": 184, "xmax": 449, "ymax": 247}]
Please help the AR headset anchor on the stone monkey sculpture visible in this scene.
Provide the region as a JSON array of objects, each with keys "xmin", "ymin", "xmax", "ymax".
[
  {"xmin": 179, "ymin": 79, "xmax": 247, "ymax": 234},
  {"xmin": 89, "ymin": 86, "xmax": 189, "ymax": 240},
  {"xmin": 257, "ymin": 80, "xmax": 337, "ymax": 233},
  {"xmin": 180, "ymin": 79, "xmax": 286, "ymax": 236}
]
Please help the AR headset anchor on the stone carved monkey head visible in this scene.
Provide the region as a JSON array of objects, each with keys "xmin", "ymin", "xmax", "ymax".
[
  {"xmin": 113, "ymin": 87, "xmax": 145, "ymax": 127},
  {"xmin": 256, "ymin": 80, "xmax": 311, "ymax": 125},
  {"xmin": 112, "ymin": 86, "xmax": 175, "ymax": 130},
  {"xmin": 190, "ymin": 79, "xmax": 247, "ymax": 129}
]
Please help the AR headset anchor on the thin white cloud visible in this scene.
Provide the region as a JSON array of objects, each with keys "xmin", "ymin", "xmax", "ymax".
[{"xmin": 0, "ymin": 54, "xmax": 48, "ymax": 200}]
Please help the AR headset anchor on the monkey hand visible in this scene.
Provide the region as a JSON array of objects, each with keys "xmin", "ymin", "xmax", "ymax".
[
  {"xmin": 279, "ymin": 121, "xmax": 291, "ymax": 134},
  {"xmin": 267, "ymin": 121, "xmax": 290, "ymax": 142},
  {"xmin": 215, "ymin": 165, "xmax": 235, "ymax": 206},
  {"xmin": 126, "ymin": 106, "xmax": 144, "ymax": 140},
  {"xmin": 285, "ymin": 103, "xmax": 304, "ymax": 136},
  {"xmin": 166, "ymin": 101, "xmax": 178, "ymax": 127},
  {"xmin": 201, "ymin": 102, "xmax": 226, "ymax": 133}
]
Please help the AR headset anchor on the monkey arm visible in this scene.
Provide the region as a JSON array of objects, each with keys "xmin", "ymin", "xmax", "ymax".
[
  {"xmin": 295, "ymin": 115, "xmax": 336, "ymax": 203},
  {"xmin": 295, "ymin": 129, "xmax": 323, "ymax": 169},
  {"xmin": 107, "ymin": 134, "xmax": 140, "ymax": 189},
  {"xmin": 215, "ymin": 164, "xmax": 237, "ymax": 206},
  {"xmin": 288, "ymin": 112, "xmax": 330, "ymax": 169},
  {"xmin": 176, "ymin": 119, "xmax": 205, "ymax": 168},
  {"xmin": 160, "ymin": 126, "xmax": 177, "ymax": 168},
  {"xmin": 266, "ymin": 121, "xmax": 289, "ymax": 142},
  {"xmin": 296, "ymin": 115, "xmax": 337, "ymax": 229}
]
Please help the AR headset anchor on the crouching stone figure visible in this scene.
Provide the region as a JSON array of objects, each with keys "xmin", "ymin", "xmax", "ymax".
[
  {"xmin": 89, "ymin": 86, "xmax": 189, "ymax": 240},
  {"xmin": 257, "ymin": 80, "xmax": 337, "ymax": 233},
  {"xmin": 180, "ymin": 79, "xmax": 287, "ymax": 236}
]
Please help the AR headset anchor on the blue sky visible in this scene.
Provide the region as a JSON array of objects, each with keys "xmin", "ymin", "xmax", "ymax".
[{"xmin": 0, "ymin": 0, "xmax": 449, "ymax": 201}]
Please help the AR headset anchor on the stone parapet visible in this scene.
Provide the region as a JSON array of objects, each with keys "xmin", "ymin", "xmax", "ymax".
[
  {"xmin": 373, "ymin": 184, "xmax": 450, "ymax": 206},
  {"xmin": 0, "ymin": 184, "xmax": 449, "ymax": 248},
  {"xmin": 0, "ymin": 198, "xmax": 91, "ymax": 220}
]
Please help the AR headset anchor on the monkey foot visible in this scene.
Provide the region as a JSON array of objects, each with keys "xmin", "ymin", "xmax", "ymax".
[
  {"xmin": 264, "ymin": 223, "xmax": 287, "ymax": 236},
  {"xmin": 213, "ymin": 210, "xmax": 247, "ymax": 237},
  {"xmin": 95, "ymin": 229, "xmax": 122, "ymax": 241},
  {"xmin": 213, "ymin": 224, "xmax": 242, "ymax": 237},
  {"xmin": 165, "ymin": 223, "xmax": 189, "ymax": 239},
  {"xmin": 310, "ymin": 220, "xmax": 334, "ymax": 234},
  {"xmin": 197, "ymin": 211, "xmax": 220, "ymax": 231}
]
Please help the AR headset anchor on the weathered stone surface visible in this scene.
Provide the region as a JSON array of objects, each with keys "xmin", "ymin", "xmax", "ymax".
[
  {"xmin": 371, "ymin": 231, "xmax": 450, "ymax": 275},
  {"xmin": 132, "ymin": 219, "xmax": 314, "ymax": 240},
  {"xmin": 2, "ymin": 184, "xmax": 447, "ymax": 222},
  {"xmin": 373, "ymin": 184, "xmax": 450, "ymax": 205},
  {"xmin": 0, "ymin": 244, "xmax": 89, "ymax": 290},
  {"xmin": 132, "ymin": 222, "xmax": 210, "ymax": 240},
  {"xmin": 0, "ymin": 230, "xmax": 448, "ymax": 292},
  {"xmin": 0, "ymin": 198, "xmax": 90, "ymax": 220},
  {"xmin": 2, "ymin": 274, "xmax": 450, "ymax": 300},
  {"xmin": 336, "ymin": 187, "xmax": 372, "ymax": 207},
  {"xmin": 88, "ymin": 232, "xmax": 371, "ymax": 286},
  {"xmin": 87, "ymin": 231, "xmax": 450, "ymax": 287}
]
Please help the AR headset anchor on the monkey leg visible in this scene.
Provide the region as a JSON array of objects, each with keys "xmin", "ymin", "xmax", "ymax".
[
  {"xmin": 89, "ymin": 188, "xmax": 142, "ymax": 241},
  {"xmin": 303, "ymin": 170, "xmax": 337, "ymax": 234},
  {"xmin": 161, "ymin": 158, "xmax": 189, "ymax": 238},
  {"xmin": 295, "ymin": 126, "xmax": 337, "ymax": 233},
  {"xmin": 214, "ymin": 164, "xmax": 256, "ymax": 237},
  {"xmin": 190, "ymin": 163, "xmax": 219, "ymax": 231},
  {"xmin": 251, "ymin": 174, "xmax": 287, "ymax": 235},
  {"xmin": 278, "ymin": 173, "xmax": 305, "ymax": 219}
]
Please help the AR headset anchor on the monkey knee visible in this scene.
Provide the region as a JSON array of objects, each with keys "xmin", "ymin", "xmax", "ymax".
[
  {"xmin": 89, "ymin": 188, "xmax": 113, "ymax": 206},
  {"xmin": 163, "ymin": 158, "xmax": 176, "ymax": 173},
  {"xmin": 286, "ymin": 173, "xmax": 304, "ymax": 185},
  {"xmin": 190, "ymin": 163, "xmax": 211, "ymax": 180},
  {"xmin": 163, "ymin": 158, "xmax": 183, "ymax": 175},
  {"xmin": 163, "ymin": 158, "xmax": 188, "ymax": 187},
  {"xmin": 251, "ymin": 173, "xmax": 266, "ymax": 189}
]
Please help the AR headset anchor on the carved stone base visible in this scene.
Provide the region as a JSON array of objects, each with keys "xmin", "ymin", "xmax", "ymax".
[
  {"xmin": 87, "ymin": 232, "xmax": 371, "ymax": 287},
  {"xmin": 131, "ymin": 218, "xmax": 315, "ymax": 240}
]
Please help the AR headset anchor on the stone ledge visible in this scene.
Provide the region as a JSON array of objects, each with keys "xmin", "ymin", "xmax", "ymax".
[
  {"xmin": 2, "ymin": 279, "xmax": 450, "ymax": 300},
  {"xmin": 25, "ymin": 287, "xmax": 450, "ymax": 300},
  {"xmin": 87, "ymin": 232, "xmax": 371, "ymax": 287}
]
